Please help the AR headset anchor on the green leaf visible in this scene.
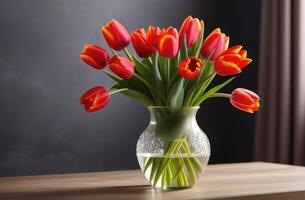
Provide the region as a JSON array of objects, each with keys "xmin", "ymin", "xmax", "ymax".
[
  {"xmin": 142, "ymin": 57, "xmax": 153, "ymax": 66},
  {"xmin": 190, "ymin": 25, "xmax": 204, "ymax": 57},
  {"xmin": 168, "ymin": 73, "xmax": 179, "ymax": 92},
  {"xmin": 167, "ymin": 78, "xmax": 184, "ymax": 108},
  {"xmin": 155, "ymin": 110, "xmax": 188, "ymax": 140},
  {"xmin": 144, "ymin": 158, "xmax": 154, "ymax": 174},
  {"xmin": 174, "ymin": 51, "xmax": 181, "ymax": 67},
  {"xmin": 112, "ymin": 84, "xmax": 155, "ymax": 106},
  {"xmin": 153, "ymin": 52, "xmax": 166, "ymax": 103},
  {"xmin": 189, "ymin": 73, "xmax": 216, "ymax": 105},
  {"xmin": 181, "ymin": 34, "xmax": 188, "ymax": 59},
  {"xmin": 132, "ymin": 56, "xmax": 153, "ymax": 84},
  {"xmin": 166, "ymin": 58, "xmax": 171, "ymax": 85},
  {"xmin": 158, "ymin": 56, "xmax": 168, "ymax": 84},
  {"xmin": 194, "ymin": 77, "xmax": 235, "ymax": 105},
  {"xmin": 172, "ymin": 51, "xmax": 181, "ymax": 75},
  {"xmin": 119, "ymin": 76, "xmax": 152, "ymax": 99}
]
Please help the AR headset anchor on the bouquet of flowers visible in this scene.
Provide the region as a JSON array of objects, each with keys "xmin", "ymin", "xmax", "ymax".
[{"xmin": 79, "ymin": 16, "xmax": 260, "ymax": 189}]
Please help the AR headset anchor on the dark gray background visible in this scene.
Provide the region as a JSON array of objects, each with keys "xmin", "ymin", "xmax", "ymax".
[{"xmin": 0, "ymin": 0, "xmax": 261, "ymax": 177}]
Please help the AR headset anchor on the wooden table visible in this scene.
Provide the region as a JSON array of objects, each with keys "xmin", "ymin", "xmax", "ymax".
[{"xmin": 1, "ymin": 162, "xmax": 305, "ymax": 200}]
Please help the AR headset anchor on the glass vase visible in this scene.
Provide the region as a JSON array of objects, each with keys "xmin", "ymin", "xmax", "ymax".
[{"xmin": 136, "ymin": 106, "xmax": 210, "ymax": 189}]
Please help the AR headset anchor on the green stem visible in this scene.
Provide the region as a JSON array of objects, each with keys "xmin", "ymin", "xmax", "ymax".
[
  {"xmin": 103, "ymin": 70, "xmax": 122, "ymax": 83},
  {"xmin": 150, "ymin": 158, "xmax": 160, "ymax": 183},
  {"xmin": 153, "ymin": 137, "xmax": 186, "ymax": 186},
  {"xmin": 189, "ymin": 72, "xmax": 216, "ymax": 106},
  {"xmin": 182, "ymin": 142, "xmax": 203, "ymax": 172},
  {"xmin": 167, "ymin": 58, "xmax": 171, "ymax": 84},
  {"xmin": 147, "ymin": 135, "xmax": 206, "ymax": 188},
  {"xmin": 148, "ymin": 57, "xmax": 153, "ymax": 65},
  {"xmin": 133, "ymin": 73, "xmax": 162, "ymax": 105},
  {"xmin": 162, "ymin": 169, "xmax": 167, "ymax": 187},
  {"xmin": 181, "ymin": 144, "xmax": 196, "ymax": 183},
  {"xmin": 184, "ymin": 158, "xmax": 196, "ymax": 184},
  {"xmin": 124, "ymin": 47, "xmax": 133, "ymax": 61},
  {"xmin": 182, "ymin": 34, "xmax": 188, "ymax": 58},
  {"xmin": 209, "ymin": 93, "xmax": 231, "ymax": 98},
  {"xmin": 178, "ymin": 158, "xmax": 188, "ymax": 186},
  {"xmin": 177, "ymin": 173, "xmax": 185, "ymax": 186},
  {"xmin": 144, "ymin": 157, "xmax": 154, "ymax": 174},
  {"xmin": 109, "ymin": 88, "xmax": 128, "ymax": 95},
  {"xmin": 133, "ymin": 73, "xmax": 152, "ymax": 89},
  {"xmin": 166, "ymin": 167, "xmax": 173, "ymax": 186},
  {"xmin": 171, "ymin": 160, "xmax": 184, "ymax": 184},
  {"xmin": 110, "ymin": 48, "xmax": 118, "ymax": 56}
]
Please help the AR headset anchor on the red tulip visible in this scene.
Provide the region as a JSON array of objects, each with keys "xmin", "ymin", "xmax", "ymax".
[
  {"xmin": 80, "ymin": 44, "xmax": 110, "ymax": 69},
  {"xmin": 177, "ymin": 56, "xmax": 203, "ymax": 80},
  {"xmin": 109, "ymin": 56, "xmax": 134, "ymax": 79},
  {"xmin": 201, "ymin": 28, "xmax": 229, "ymax": 61},
  {"xmin": 147, "ymin": 26, "xmax": 163, "ymax": 47},
  {"xmin": 230, "ymin": 88, "xmax": 260, "ymax": 113},
  {"xmin": 214, "ymin": 45, "xmax": 252, "ymax": 76},
  {"xmin": 157, "ymin": 27, "xmax": 179, "ymax": 58},
  {"xmin": 101, "ymin": 19, "xmax": 130, "ymax": 50},
  {"xmin": 131, "ymin": 28, "xmax": 156, "ymax": 58},
  {"xmin": 80, "ymin": 86, "xmax": 110, "ymax": 112},
  {"xmin": 179, "ymin": 16, "xmax": 203, "ymax": 48}
]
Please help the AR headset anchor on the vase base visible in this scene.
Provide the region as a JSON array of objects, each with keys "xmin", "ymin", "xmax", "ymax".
[
  {"xmin": 151, "ymin": 185, "xmax": 193, "ymax": 191},
  {"xmin": 137, "ymin": 153, "xmax": 209, "ymax": 189}
]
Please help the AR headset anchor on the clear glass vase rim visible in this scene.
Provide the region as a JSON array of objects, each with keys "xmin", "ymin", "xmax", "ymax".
[{"xmin": 147, "ymin": 106, "xmax": 200, "ymax": 109}]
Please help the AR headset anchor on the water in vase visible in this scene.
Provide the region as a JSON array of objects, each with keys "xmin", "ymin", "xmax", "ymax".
[{"xmin": 137, "ymin": 153, "xmax": 210, "ymax": 189}]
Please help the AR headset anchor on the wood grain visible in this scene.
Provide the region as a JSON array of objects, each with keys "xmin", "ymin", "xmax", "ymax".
[{"xmin": 0, "ymin": 162, "xmax": 305, "ymax": 199}]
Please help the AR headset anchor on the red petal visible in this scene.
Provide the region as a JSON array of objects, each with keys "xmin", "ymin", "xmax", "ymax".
[
  {"xmin": 158, "ymin": 35, "xmax": 179, "ymax": 57},
  {"xmin": 221, "ymin": 45, "xmax": 242, "ymax": 56},
  {"xmin": 214, "ymin": 59, "xmax": 241, "ymax": 76},
  {"xmin": 231, "ymin": 89, "xmax": 255, "ymax": 105},
  {"xmin": 240, "ymin": 88, "xmax": 260, "ymax": 100},
  {"xmin": 239, "ymin": 58, "xmax": 252, "ymax": 69},
  {"xmin": 230, "ymin": 99, "xmax": 255, "ymax": 113},
  {"xmin": 80, "ymin": 86, "xmax": 104, "ymax": 104}
]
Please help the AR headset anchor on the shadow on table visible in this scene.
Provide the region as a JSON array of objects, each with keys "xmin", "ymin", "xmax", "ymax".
[{"xmin": 4, "ymin": 184, "xmax": 182, "ymax": 200}]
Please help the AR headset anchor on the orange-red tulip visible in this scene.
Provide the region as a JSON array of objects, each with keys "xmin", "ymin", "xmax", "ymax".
[
  {"xmin": 157, "ymin": 27, "xmax": 179, "ymax": 58},
  {"xmin": 131, "ymin": 28, "xmax": 156, "ymax": 58},
  {"xmin": 80, "ymin": 86, "xmax": 110, "ymax": 112},
  {"xmin": 80, "ymin": 44, "xmax": 110, "ymax": 69},
  {"xmin": 214, "ymin": 45, "xmax": 252, "ymax": 76},
  {"xmin": 230, "ymin": 88, "xmax": 260, "ymax": 113},
  {"xmin": 179, "ymin": 16, "xmax": 203, "ymax": 48},
  {"xmin": 177, "ymin": 56, "xmax": 203, "ymax": 80},
  {"xmin": 101, "ymin": 19, "xmax": 130, "ymax": 50},
  {"xmin": 201, "ymin": 28, "xmax": 229, "ymax": 61},
  {"xmin": 147, "ymin": 26, "xmax": 163, "ymax": 47},
  {"xmin": 109, "ymin": 56, "xmax": 134, "ymax": 79}
]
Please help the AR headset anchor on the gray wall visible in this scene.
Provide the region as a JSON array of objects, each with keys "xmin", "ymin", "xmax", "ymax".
[{"xmin": 0, "ymin": 0, "xmax": 261, "ymax": 177}]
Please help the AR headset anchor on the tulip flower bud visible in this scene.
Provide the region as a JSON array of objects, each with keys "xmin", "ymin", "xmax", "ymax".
[
  {"xmin": 147, "ymin": 26, "xmax": 163, "ymax": 47},
  {"xmin": 80, "ymin": 44, "xmax": 110, "ymax": 69},
  {"xmin": 80, "ymin": 86, "xmax": 110, "ymax": 112},
  {"xmin": 214, "ymin": 45, "xmax": 252, "ymax": 76},
  {"xmin": 179, "ymin": 16, "xmax": 203, "ymax": 48},
  {"xmin": 177, "ymin": 56, "xmax": 203, "ymax": 80},
  {"xmin": 109, "ymin": 56, "xmax": 134, "ymax": 79},
  {"xmin": 131, "ymin": 28, "xmax": 156, "ymax": 58},
  {"xmin": 101, "ymin": 19, "xmax": 130, "ymax": 50},
  {"xmin": 201, "ymin": 28, "xmax": 229, "ymax": 61},
  {"xmin": 230, "ymin": 88, "xmax": 260, "ymax": 113},
  {"xmin": 157, "ymin": 27, "xmax": 179, "ymax": 58}
]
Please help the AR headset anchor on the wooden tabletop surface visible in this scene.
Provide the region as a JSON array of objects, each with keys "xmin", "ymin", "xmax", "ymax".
[{"xmin": 1, "ymin": 162, "xmax": 305, "ymax": 200}]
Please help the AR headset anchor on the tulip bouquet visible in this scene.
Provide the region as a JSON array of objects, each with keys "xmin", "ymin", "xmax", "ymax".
[{"xmin": 79, "ymin": 16, "xmax": 260, "ymax": 188}]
